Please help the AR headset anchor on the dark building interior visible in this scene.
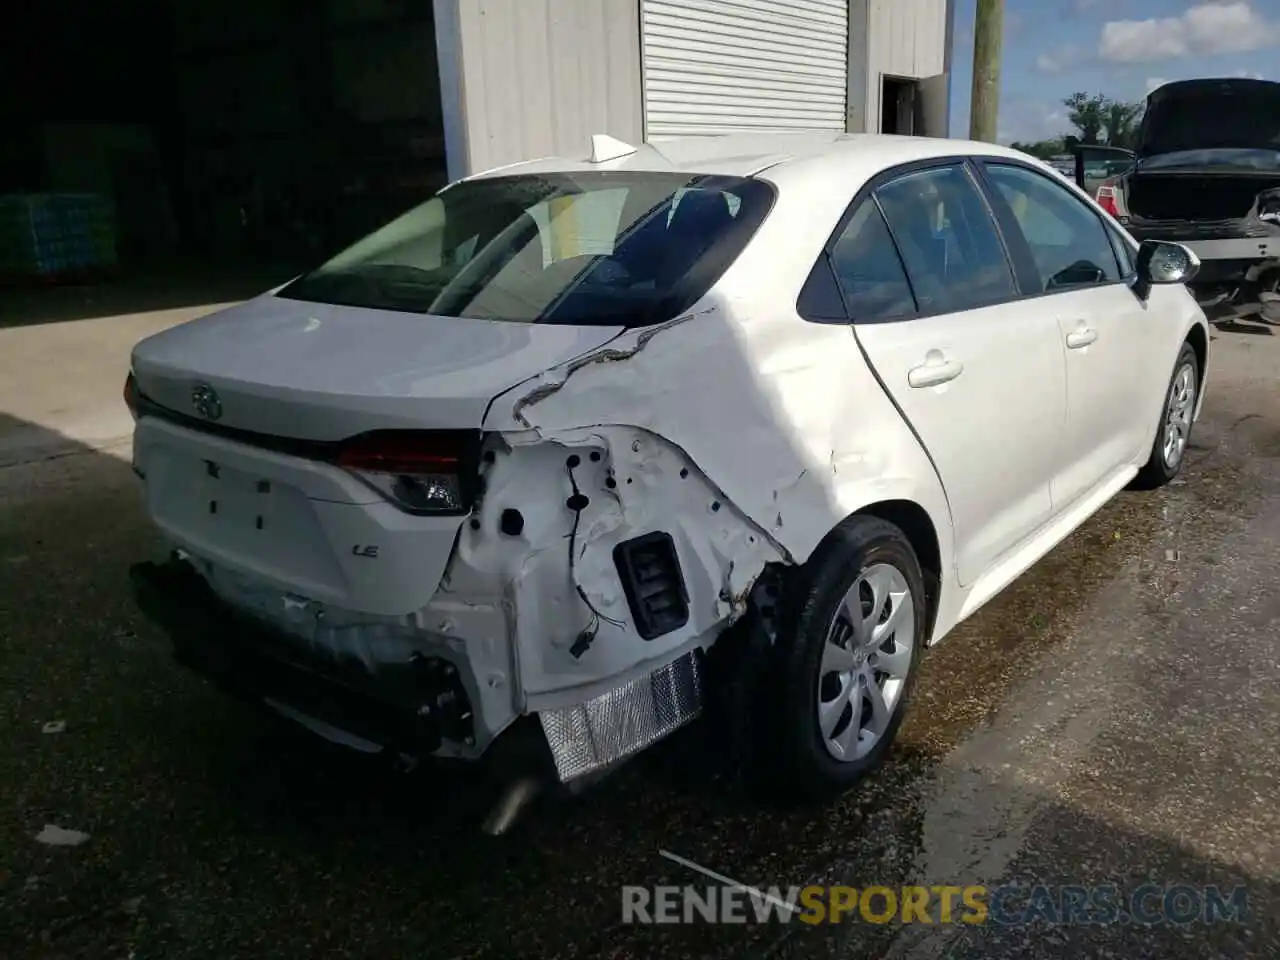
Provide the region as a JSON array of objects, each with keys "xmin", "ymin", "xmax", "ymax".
[{"xmin": 1, "ymin": 0, "xmax": 449, "ymax": 279}]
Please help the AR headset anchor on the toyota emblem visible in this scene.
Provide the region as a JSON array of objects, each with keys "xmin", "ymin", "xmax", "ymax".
[{"xmin": 191, "ymin": 383, "xmax": 223, "ymax": 421}]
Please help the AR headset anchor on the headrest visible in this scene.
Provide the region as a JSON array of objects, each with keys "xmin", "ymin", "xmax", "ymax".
[{"xmin": 668, "ymin": 189, "xmax": 735, "ymax": 237}]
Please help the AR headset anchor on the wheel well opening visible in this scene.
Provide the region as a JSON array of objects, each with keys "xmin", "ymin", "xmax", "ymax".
[
  {"xmin": 856, "ymin": 499, "xmax": 942, "ymax": 633},
  {"xmin": 1185, "ymin": 325, "xmax": 1207, "ymax": 388}
]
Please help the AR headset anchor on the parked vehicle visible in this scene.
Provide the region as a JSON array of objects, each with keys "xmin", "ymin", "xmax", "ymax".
[
  {"xmin": 1082, "ymin": 152, "xmax": 1135, "ymax": 198},
  {"xmin": 126, "ymin": 131, "xmax": 1209, "ymax": 827},
  {"xmin": 1076, "ymin": 78, "xmax": 1280, "ymax": 320},
  {"xmin": 1047, "ymin": 155, "xmax": 1076, "ymax": 177}
]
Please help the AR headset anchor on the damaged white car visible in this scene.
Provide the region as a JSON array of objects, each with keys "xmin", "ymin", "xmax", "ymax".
[{"xmin": 127, "ymin": 132, "xmax": 1209, "ymax": 828}]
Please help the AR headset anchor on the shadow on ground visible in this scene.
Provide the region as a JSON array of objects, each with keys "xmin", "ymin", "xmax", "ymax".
[
  {"xmin": 0, "ymin": 409, "xmax": 1274, "ymax": 959},
  {"xmin": 0, "ymin": 260, "xmax": 303, "ymax": 330}
]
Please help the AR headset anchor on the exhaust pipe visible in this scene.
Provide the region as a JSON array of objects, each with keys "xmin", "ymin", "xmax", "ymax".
[{"xmin": 480, "ymin": 776, "xmax": 544, "ymax": 836}]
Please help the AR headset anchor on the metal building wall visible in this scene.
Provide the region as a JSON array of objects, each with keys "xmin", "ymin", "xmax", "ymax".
[
  {"xmin": 863, "ymin": 0, "xmax": 950, "ymax": 133},
  {"xmin": 435, "ymin": 0, "xmax": 644, "ymax": 178}
]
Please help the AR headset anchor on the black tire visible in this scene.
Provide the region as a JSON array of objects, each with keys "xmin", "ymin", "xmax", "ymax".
[
  {"xmin": 1132, "ymin": 342, "xmax": 1199, "ymax": 491},
  {"xmin": 755, "ymin": 515, "xmax": 928, "ymax": 801}
]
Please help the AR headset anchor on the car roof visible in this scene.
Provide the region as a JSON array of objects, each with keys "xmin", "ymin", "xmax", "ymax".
[{"xmin": 464, "ymin": 132, "xmax": 1041, "ymax": 182}]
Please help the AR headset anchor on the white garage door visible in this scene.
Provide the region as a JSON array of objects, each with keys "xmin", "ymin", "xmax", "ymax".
[{"xmin": 641, "ymin": 0, "xmax": 849, "ymax": 138}]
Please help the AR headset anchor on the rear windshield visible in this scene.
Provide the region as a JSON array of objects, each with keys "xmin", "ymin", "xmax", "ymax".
[{"xmin": 278, "ymin": 171, "xmax": 774, "ymax": 326}]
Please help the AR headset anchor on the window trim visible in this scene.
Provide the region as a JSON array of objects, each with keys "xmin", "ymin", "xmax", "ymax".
[
  {"xmin": 822, "ymin": 195, "xmax": 920, "ymax": 324},
  {"xmin": 975, "ymin": 159, "xmax": 1139, "ymax": 300},
  {"xmin": 1105, "ymin": 219, "xmax": 1139, "ymax": 282},
  {"xmin": 796, "ymin": 155, "xmax": 1030, "ymax": 325},
  {"xmin": 874, "ymin": 160, "xmax": 1024, "ymax": 319}
]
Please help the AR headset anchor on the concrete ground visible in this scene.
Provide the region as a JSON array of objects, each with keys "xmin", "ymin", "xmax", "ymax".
[
  {"xmin": 0, "ymin": 264, "xmax": 291, "ymax": 467},
  {"xmin": 1, "ymin": 287, "xmax": 1279, "ymax": 959}
]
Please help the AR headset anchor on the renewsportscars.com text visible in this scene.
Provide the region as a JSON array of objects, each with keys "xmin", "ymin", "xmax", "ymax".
[{"xmin": 621, "ymin": 884, "xmax": 1250, "ymax": 927}]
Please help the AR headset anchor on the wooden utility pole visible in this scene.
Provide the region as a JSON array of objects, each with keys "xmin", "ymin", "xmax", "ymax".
[{"xmin": 969, "ymin": 0, "xmax": 1004, "ymax": 142}]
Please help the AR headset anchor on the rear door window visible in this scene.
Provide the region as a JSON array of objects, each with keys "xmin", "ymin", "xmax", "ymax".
[
  {"xmin": 827, "ymin": 200, "xmax": 917, "ymax": 322},
  {"xmin": 874, "ymin": 164, "xmax": 1018, "ymax": 315}
]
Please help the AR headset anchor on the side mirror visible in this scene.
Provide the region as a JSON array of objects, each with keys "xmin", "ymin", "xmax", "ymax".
[
  {"xmin": 1071, "ymin": 145, "xmax": 1135, "ymax": 191},
  {"xmin": 1133, "ymin": 239, "xmax": 1199, "ymax": 301}
]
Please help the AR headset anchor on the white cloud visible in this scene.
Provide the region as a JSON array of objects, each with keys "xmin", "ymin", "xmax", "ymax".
[
  {"xmin": 1099, "ymin": 1, "xmax": 1280, "ymax": 63},
  {"xmin": 1145, "ymin": 76, "xmax": 1170, "ymax": 93},
  {"xmin": 1037, "ymin": 44, "xmax": 1085, "ymax": 73},
  {"xmin": 1231, "ymin": 67, "xmax": 1265, "ymax": 79}
]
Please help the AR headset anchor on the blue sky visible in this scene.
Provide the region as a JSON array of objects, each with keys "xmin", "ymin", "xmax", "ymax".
[{"xmin": 948, "ymin": 0, "xmax": 1280, "ymax": 143}]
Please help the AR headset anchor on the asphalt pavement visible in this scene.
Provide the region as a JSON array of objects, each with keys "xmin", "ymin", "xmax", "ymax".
[{"xmin": 2, "ymin": 316, "xmax": 1278, "ymax": 959}]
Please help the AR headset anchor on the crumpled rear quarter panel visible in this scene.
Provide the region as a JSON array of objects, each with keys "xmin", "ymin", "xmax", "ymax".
[{"xmin": 483, "ymin": 164, "xmax": 953, "ymax": 578}]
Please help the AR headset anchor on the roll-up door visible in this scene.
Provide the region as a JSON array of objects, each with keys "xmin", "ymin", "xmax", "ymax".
[{"xmin": 641, "ymin": 0, "xmax": 849, "ymax": 138}]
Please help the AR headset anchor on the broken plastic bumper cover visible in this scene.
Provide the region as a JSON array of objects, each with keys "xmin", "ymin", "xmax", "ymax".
[
  {"xmin": 538, "ymin": 651, "xmax": 703, "ymax": 782},
  {"xmin": 129, "ymin": 558, "xmax": 475, "ymax": 755}
]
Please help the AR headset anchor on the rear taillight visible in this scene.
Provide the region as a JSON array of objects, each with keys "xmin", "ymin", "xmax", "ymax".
[
  {"xmin": 334, "ymin": 430, "xmax": 473, "ymax": 515},
  {"xmin": 1096, "ymin": 181, "xmax": 1120, "ymax": 217},
  {"xmin": 123, "ymin": 372, "xmax": 139, "ymax": 420}
]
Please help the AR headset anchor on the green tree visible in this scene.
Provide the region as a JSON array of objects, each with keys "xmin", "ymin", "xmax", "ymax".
[
  {"xmin": 1063, "ymin": 92, "xmax": 1109, "ymax": 145},
  {"xmin": 1010, "ymin": 139, "xmax": 1066, "ymax": 161},
  {"xmin": 1103, "ymin": 100, "xmax": 1144, "ymax": 149}
]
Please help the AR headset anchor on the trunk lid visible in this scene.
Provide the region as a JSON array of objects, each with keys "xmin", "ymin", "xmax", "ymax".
[
  {"xmin": 130, "ymin": 293, "xmax": 624, "ymax": 439},
  {"xmin": 1137, "ymin": 78, "xmax": 1280, "ymax": 159},
  {"xmin": 129, "ymin": 294, "xmax": 623, "ymax": 616},
  {"xmin": 1126, "ymin": 79, "xmax": 1280, "ymax": 223}
]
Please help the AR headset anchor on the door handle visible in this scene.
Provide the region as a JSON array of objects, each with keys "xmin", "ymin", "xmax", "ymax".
[
  {"xmin": 907, "ymin": 355, "xmax": 964, "ymax": 388},
  {"xmin": 1065, "ymin": 327, "xmax": 1098, "ymax": 349}
]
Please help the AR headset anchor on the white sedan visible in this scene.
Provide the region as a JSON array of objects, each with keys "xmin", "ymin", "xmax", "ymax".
[{"xmin": 125, "ymin": 131, "xmax": 1208, "ymax": 825}]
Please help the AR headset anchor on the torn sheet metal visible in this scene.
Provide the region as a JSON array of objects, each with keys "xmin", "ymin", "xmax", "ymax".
[
  {"xmin": 1254, "ymin": 187, "xmax": 1280, "ymax": 226},
  {"xmin": 508, "ymin": 308, "xmax": 711, "ymax": 427},
  {"xmin": 179, "ymin": 419, "xmax": 793, "ymax": 752},
  {"xmin": 486, "ymin": 279, "xmax": 949, "ymax": 578},
  {"xmin": 443, "ymin": 425, "xmax": 786, "ymax": 709}
]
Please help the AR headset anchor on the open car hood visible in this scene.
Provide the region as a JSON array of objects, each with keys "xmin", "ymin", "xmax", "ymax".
[{"xmin": 1137, "ymin": 78, "xmax": 1280, "ymax": 159}]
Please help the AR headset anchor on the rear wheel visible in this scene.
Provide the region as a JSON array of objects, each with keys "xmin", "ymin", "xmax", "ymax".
[
  {"xmin": 1133, "ymin": 342, "xmax": 1199, "ymax": 490},
  {"xmin": 758, "ymin": 516, "xmax": 927, "ymax": 799}
]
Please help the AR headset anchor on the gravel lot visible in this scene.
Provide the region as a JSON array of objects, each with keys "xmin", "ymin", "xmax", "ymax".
[{"xmin": 2, "ymin": 317, "xmax": 1279, "ymax": 959}]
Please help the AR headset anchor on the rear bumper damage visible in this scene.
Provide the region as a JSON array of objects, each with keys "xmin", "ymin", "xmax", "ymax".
[
  {"xmin": 133, "ymin": 551, "xmax": 709, "ymax": 781},
  {"xmin": 132, "ymin": 423, "xmax": 783, "ymax": 784},
  {"xmin": 131, "ymin": 556, "xmax": 479, "ymax": 756}
]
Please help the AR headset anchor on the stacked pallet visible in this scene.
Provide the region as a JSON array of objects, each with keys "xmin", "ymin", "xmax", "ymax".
[{"xmin": 0, "ymin": 193, "xmax": 118, "ymax": 284}]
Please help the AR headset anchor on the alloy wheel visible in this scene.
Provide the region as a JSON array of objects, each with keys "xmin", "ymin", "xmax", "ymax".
[
  {"xmin": 816, "ymin": 562, "xmax": 916, "ymax": 762},
  {"xmin": 1162, "ymin": 362, "xmax": 1196, "ymax": 468}
]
